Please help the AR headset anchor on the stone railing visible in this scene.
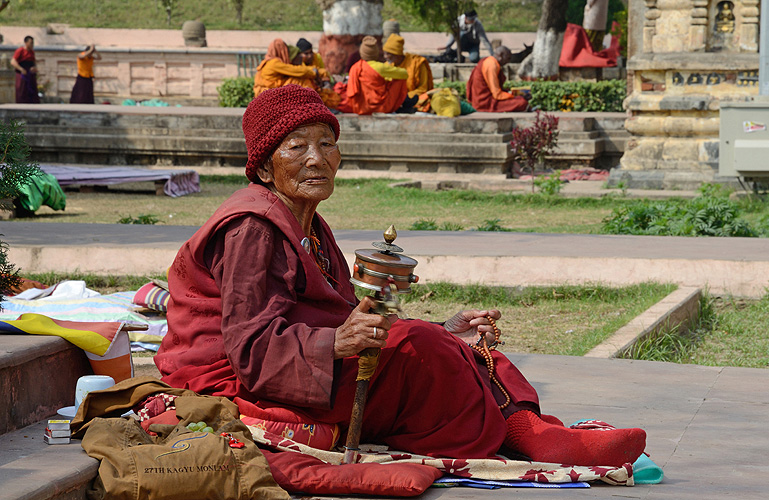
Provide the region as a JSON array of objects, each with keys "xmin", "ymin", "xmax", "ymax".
[{"xmin": 0, "ymin": 45, "xmax": 265, "ymax": 105}]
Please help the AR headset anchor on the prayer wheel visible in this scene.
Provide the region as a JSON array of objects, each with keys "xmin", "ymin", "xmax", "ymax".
[{"xmin": 350, "ymin": 225, "xmax": 418, "ymax": 293}]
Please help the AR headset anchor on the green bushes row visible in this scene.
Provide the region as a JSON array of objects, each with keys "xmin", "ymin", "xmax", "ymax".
[
  {"xmin": 436, "ymin": 79, "xmax": 626, "ymax": 112},
  {"xmin": 218, "ymin": 77, "xmax": 254, "ymax": 107},
  {"xmin": 221, "ymin": 75, "xmax": 626, "ymax": 113}
]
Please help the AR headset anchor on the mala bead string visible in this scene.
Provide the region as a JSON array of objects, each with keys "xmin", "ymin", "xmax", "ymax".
[{"xmin": 469, "ymin": 316, "xmax": 511, "ymax": 410}]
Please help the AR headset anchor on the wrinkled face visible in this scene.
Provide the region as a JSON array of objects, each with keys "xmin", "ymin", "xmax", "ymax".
[
  {"xmin": 383, "ymin": 52, "xmax": 405, "ymax": 66},
  {"xmin": 300, "ymin": 50, "xmax": 314, "ymax": 65},
  {"xmin": 257, "ymin": 123, "xmax": 341, "ymax": 206}
]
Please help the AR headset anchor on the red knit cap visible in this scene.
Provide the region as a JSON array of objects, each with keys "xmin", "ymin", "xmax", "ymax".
[{"xmin": 242, "ymin": 85, "xmax": 340, "ymax": 183}]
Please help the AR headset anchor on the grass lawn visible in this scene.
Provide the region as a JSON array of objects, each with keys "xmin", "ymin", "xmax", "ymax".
[
  {"xmin": 24, "ymin": 176, "xmax": 625, "ymax": 233},
  {"xmin": 25, "ymin": 270, "xmax": 675, "ymax": 359},
  {"xmin": 627, "ymin": 294, "xmax": 769, "ymax": 369},
  {"xmin": 0, "ymin": 0, "xmax": 542, "ymax": 33}
]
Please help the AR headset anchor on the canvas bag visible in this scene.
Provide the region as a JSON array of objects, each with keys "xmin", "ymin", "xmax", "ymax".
[{"xmin": 80, "ymin": 389, "xmax": 289, "ymax": 500}]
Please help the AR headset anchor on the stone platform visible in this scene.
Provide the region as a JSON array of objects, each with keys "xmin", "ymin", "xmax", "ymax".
[{"xmin": 0, "ymin": 104, "xmax": 628, "ymax": 173}]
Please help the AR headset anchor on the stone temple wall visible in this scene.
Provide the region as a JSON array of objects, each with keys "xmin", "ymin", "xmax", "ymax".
[{"xmin": 615, "ymin": 0, "xmax": 760, "ymax": 189}]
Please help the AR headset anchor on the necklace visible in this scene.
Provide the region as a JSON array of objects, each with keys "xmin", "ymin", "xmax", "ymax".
[
  {"xmin": 307, "ymin": 227, "xmax": 340, "ymax": 288},
  {"xmin": 469, "ymin": 316, "xmax": 511, "ymax": 410}
]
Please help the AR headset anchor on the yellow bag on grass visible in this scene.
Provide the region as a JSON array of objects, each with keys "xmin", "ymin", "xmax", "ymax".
[{"xmin": 430, "ymin": 88, "xmax": 461, "ymax": 117}]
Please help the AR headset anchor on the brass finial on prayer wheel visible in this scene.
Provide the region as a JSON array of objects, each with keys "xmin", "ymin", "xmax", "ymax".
[{"xmin": 383, "ymin": 224, "xmax": 397, "ymax": 244}]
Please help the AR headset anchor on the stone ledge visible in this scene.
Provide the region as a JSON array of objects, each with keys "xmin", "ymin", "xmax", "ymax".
[
  {"xmin": 0, "ymin": 420, "xmax": 97, "ymax": 500},
  {"xmin": 628, "ymin": 52, "xmax": 759, "ymax": 71},
  {"xmin": 585, "ymin": 287, "xmax": 702, "ymax": 359},
  {"xmin": 1, "ymin": 337, "xmax": 91, "ymax": 435}
]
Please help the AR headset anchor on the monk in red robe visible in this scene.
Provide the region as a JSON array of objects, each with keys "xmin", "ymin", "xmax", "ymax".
[
  {"xmin": 10, "ymin": 36, "xmax": 40, "ymax": 104},
  {"xmin": 347, "ymin": 36, "xmax": 409, "ymax": 115},
  {"xmin": 467, "ymin": 46, "xmax": 528, "ymax": 112},
  {"xmin": 155, "ymin": 85, "xmax": 646, "ymax": 466}
]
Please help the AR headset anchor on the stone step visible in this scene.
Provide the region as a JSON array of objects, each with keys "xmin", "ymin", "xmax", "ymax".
[
  {"xmin": 0, "ymin": 420, "xmax": 97, "ymax": 500},
  {"xmin": 0, "ymin": 336, "xmax": 91, "ymax": 436},
  {"xmin": 340, "ymin": 131, "xmax": 512, "ymax": 144},
  {"xmin": 0, "ymin": 104, "xmax": 627, "ymax": 171}
]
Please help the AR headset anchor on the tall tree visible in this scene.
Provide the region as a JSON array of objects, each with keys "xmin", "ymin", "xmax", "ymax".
[
  {"xmin": 517, "ymin": 0, "xmax": 568, "ymax": 80},
  {"xmin": 160, "ymin": 0, "xmax": 176, "ymax": 26},
  {"xmin": 392, "ymin": 0, "xmax": 476, "ymax": 62},
  {"xmin": 228, "ymin": 0, "xmax": 245, "ymax": 25},
  {"xmin": 315, "ymin": 0, "xmax": 383, "ymax": 75}
]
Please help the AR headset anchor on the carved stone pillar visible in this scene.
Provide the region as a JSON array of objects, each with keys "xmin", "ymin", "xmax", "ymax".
[
  {"xmin": 740, "ymin": 0, "xmax": 759, "ymax": 51},
  {"xmin": 690, "ymin": 0, "xmax": 709, "ymax": 51},
  {"xmin": 644, "ymin": 0, "xmax": 659, "ymax": 52}
]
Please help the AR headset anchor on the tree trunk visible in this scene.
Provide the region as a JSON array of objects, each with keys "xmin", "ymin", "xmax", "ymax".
[
  {"xmin": 236, "ymin": 6, "xmax": 243, "ymax": 25},
  {"xmin": 517, "ymin": 0, "xmax": 568, "ymax": 80},
  {"xmin": 455, "ymin": 24, "xmax": 463, "ymax": 63},
  {"xmin": 316, "ymin": 0, "xmax": 383, "ymax": 75}
]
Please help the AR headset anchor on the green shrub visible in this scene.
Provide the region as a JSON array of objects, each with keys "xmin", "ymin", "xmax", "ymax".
[
  {"xmin": 118, "ymin": 214, "xmax": 160, "ymax": 225},
  {"xmin": 476, "ymin": 218, "xmax": 512, "ymax": 232},
  {"xmin": 435, "ymin": 80, "xmax": 467, "ymax": 99},
  {"xmin": 528, "ymin": 80, "xmax": 626, "ymax": 112},
  {"xmin": 439, "ymin": 79, "xmax": 627, "ymax": 112},
  {"xmin": 601, "ymin": 192, "xmax": 758, "ymax": 237},
  {"xmin": 533, "ymin": 171, "xmax": 564, "ymax": 196},
  {"xmin": 218, "ymin": 76, "xmax": 254, "ymax": 107},
  {"xmin": 410, "ymin": 218, "xmax": 439, "ymax": 230}
]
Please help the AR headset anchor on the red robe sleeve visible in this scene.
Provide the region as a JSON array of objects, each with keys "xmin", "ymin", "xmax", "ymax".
[{"xmin": 207, "ymin": 215, "xmax": 339, "ymax": 410}]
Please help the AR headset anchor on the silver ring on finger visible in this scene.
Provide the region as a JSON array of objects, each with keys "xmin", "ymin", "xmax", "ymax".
[{"xmin": 373, "ymin": 326, "xmax": 378, "ymax": 339}]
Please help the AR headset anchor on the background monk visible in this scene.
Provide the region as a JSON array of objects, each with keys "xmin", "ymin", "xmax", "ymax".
[
  {"xmin": 155, "ymin": 84, "xmax": 647, "ymax": 467},
  {"xmin": 467, "ymin": 46, "xmax": 529, "ymax": 112},
  {"xmin": 347, "ymin": 36, "xmax": 410, "ymax": 115},
  {"xmin": 382, "ymin": 34, "xmax": 433, "ymax": 100},
  {"xmin": 254, "ymin": 39, "xmax": 338, "ymax": 108},
  {"xmin": 70, "ymin": 45, "xmax": 101, "ymax": 104},
  {"xmin": 10, "ymin": 35, "xmax": 40, "ymax": 104},
  {"xmin": 253, "ymin": 39, "xmax": 317, "ymax": 98},
  {"xmin": 297, "ymin": 37, "xmax": 325, "ymax": 69}
]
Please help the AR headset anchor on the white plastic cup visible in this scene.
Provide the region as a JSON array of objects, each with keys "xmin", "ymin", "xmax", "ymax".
[{"xmin": 74, "ymin": 375, "xmax": 115, "ymax": 409}]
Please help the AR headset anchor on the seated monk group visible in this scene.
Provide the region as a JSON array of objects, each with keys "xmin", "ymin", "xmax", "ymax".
[
  {"xmin": 253, "ymin": 38, "xmax": 339, "ymax": 109},
  {"xmin": 467, "ymin": 45, "xmax": 529, "ymax": 112},
  {"xmin": 155, "ymin": 84, "xmax": 648, "ymax": 468},
  {"xmin": 347, "ymin": 36, "xmax": 417, "ymax": 115}
]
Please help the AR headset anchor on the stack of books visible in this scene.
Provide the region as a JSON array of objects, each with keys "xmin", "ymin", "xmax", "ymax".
[{"xmin": 44, "ymin": 420, "xmax": 71, "ymax": 445}]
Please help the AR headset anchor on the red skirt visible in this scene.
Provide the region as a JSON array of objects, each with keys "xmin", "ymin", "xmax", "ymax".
[{"xmin": 70, "ymin": 75, "xmax": 94, "ymax": 104}]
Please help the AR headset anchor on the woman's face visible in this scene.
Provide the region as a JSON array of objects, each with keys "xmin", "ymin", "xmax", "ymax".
[{"xmin": 258, "ymin": 123, "xmax": 341, "ymax": 207}]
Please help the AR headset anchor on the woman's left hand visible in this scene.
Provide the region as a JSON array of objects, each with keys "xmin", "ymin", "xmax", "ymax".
[{"xmin": 443, "ymin": 309, "xmax": 501, "ymax": 345}]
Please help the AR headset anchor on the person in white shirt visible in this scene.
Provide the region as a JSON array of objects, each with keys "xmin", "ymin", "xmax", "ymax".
[{"xmin": 438, "ymin": 9, "xmax": 494, "ymax": 63}]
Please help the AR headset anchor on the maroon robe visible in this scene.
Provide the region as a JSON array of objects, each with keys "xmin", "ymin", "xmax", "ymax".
[
  {"xmin": 466, "ymin": 56, "xmax": 527, "ymax": 113},
  {"xmin": 156, "ymin": 183, "xmax": 540, "ymax": 458}
]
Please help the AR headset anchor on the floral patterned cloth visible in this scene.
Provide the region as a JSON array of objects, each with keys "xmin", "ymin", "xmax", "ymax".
[{"xmin": 247, "ymin": 425, "xmax": 634, "ymax": 486}]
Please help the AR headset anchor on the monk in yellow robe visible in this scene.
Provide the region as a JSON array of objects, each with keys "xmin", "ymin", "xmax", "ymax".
[
  {"xmin": 254, "ymin": 39, "xmax": 339, "ymax": 108},
  {"xmin": 297, "ymin": 38, "xmax": 325, "ymax": 70},
  {"xmin": 347, "ymin": 36, "xmax": 409, "ymax": 115},
  {"xmin": 382, "ymin": 34, "xmax": 433, "ymax": 99}
]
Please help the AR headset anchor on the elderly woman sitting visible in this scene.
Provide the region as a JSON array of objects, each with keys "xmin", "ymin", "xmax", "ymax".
[{"xmin": 155, "ymin": 85, "xmax": 645, "ymax": 466}]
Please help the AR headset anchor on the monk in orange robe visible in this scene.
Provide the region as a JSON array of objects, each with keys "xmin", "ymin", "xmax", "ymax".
[
  {"xmin": 467, "ymin": 46, "xmax": 528, "ymax": 112},
  {"xmin": 347, "ymin": 36, "xmax": 408, "ymax": 115},
  {"xmin": 382, "ymin": 34, "xmax": 433, "ymax": 99}
]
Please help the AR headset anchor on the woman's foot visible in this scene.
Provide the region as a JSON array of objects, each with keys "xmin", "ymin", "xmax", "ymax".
[{"xmin": 504, "ymin": 410, "xmax": 646, "ymax": 467}]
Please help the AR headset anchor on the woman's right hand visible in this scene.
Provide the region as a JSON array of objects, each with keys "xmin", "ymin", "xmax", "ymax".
[{"xmin": 334, "ymin": 296, "xmax": 393, "ymax": 359}]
